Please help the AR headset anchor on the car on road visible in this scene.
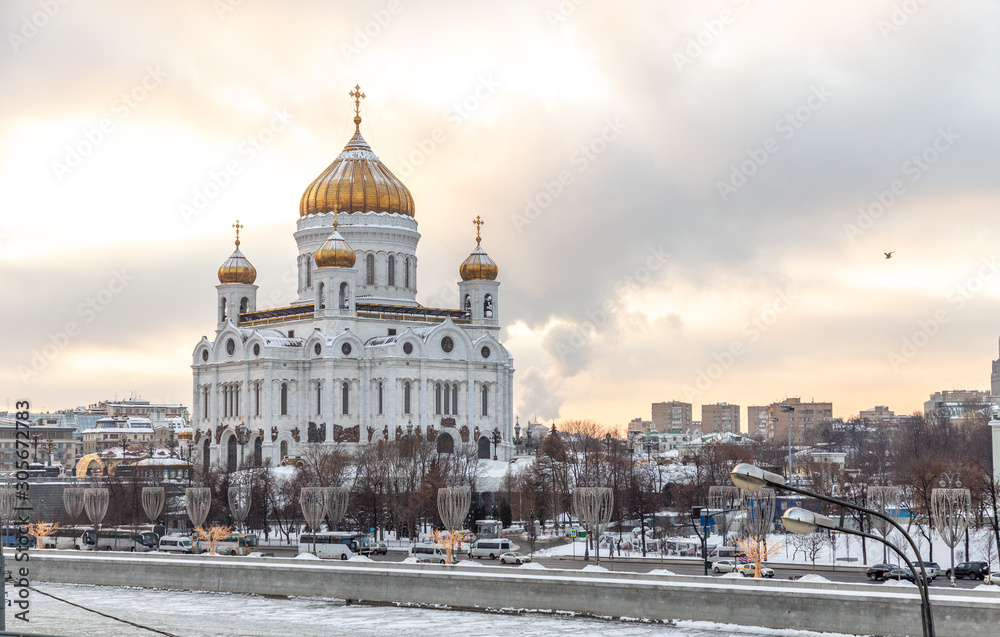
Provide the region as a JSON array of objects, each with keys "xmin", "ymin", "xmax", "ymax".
[
  {"xmin": 737, "ymin": 564, "xmax": 774, "ymax": 578},
  {"xmin": 866, "ymin": 564, "xmax": 893, "ymax": 581},
  {"xmin": 499, "ymin": 552, "xmax": 530, "ymax": 565},
  {"xmin": 884, "ymin": 565, "xmax": 927, "ymax": 583},
  {"xmin": 373, "ymin": 541, "xmax": 388, "ymax": 556},
  {"xmin": 985, "ymin": 571, "xmax": 1000, "ymax": 585},
  {"xmin": 945, "ymin": 561, "xmax": 989, "ymax": 580},
  {"xmin": 917, "ymin": 562, "xmax": 940, "ymax": 580},
  {"xmin": 712, "ymin": 560, "xmax": 737, "ymax": 573}
]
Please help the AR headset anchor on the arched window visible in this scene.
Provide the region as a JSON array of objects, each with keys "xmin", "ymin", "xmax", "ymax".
[
  {"xmin": 316, "ymin": 383, "xmax": 322, "ymax": 416},
  {"xmin": 342, "ymin": 381, "xmax": 350, "ymax": 415},
  {"xmin": 317, "ymin": 283, "xmax": 325, "ymax": 309},
  {"xmin": 484, "ymin": 294, "xmax": 494, "ymax": 319},
  {"xmin": 435, "ymin": 383, "xmax": 442, "ymax": 415},
  {"xmin": 437, "ymin": 432, "xmax": 454, "ymax": 454},
  {"xmin": 464, "ymin": 295, "xmax": 471, "ymax": 313},
  {"xmin": 280, "ymin": 383, "xmax": 288, "ymax": 416},
  {"xmin": 339, "ymin": 282, "xmax": 349, "ymax": 309},
  {"xmin": 388, "ymin": 255, "xmax": 396, "ymax": 287},
  {"xmin": 404, "ymin": 257, "xmax": 410, "ymax": 289},
  {"xmin": 280, "ymin": 440, "xmax": 288, "ymax": 461},
  {"xmin": 482, "ymin": 384, "xmax": 489, "ymax": 416},
  {"xmin": 240, "ymin": 297, "xmax": 249, "ymax": 314},
  {"xmin": 378, "ymin": 381, "xmax": 384, "ymax": 415},
  {"xmin": 227, "ymin": 436, "xmax": 238, "ymax": 472},
  {"xmin": 366, "ymin": 254, "xmax": 375, "ymax": 285},
  {"xmin": 253, "ymin": 437, "xmax": 262, "ymax": 467},
  {"xmin": 306, "ymin": 255, "xmax": 312, "ymax": 288},
  {"xmin": 443, "ymin": 384, "xmax": 450, "ymax": 416},
  {"xmin": 452, "ymin": 383, "xmax": 458, "ymax": 415},
  {"xmin": 477, "ymin": 436, "xmax": 491, "ymax": 460},
  {"xmin": 203, "ymin": 438, "xmax": 211, "ymax": 475},
  {"xmin": 404, "ymin": 382, "xmax": 411, "ymax": 415},
  {"xmin": 220, "ymin": 298, "xmax": 227, "ymax": 323},
  {"xmin": 254, "ymin": 384, "xmax": 260, "ymax": 417},
  {"xmin": 203, "ymin": 387, "xmax": 209, "ymax": 419}
]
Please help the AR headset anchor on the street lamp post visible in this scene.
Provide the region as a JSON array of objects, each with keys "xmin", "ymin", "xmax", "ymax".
[
  {"xmin": 731, "ymin": 463, "xmax": 934, "ymax": 637},
  {"xmin": 234, "ymin": 422, "xmax": 251, "ymax": 469},
  {"xmin": 492, "ymin": 428, "xmax": 501, "ymax": 461},
  {"xmin": 31, "ymin": 434, "xmax": 39, "ymax": 464},
  {"xmin": 778, "ymin": 404, "xmax": 795, "ymax": 481}
]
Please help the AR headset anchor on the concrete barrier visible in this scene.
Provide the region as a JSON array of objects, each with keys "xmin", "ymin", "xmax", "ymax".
[{"xmin": 28, "ymin": 552, "xmax": 1000, "ymax": 637}]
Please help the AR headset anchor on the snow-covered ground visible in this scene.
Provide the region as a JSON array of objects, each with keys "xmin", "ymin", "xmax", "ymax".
[
  {"xmin": 536, "ymin": 525, "xmax": 999, "ymax": 569},
  {"xmin": 24, "ymin": 583, "xmax": 857, "ymax": 637}
]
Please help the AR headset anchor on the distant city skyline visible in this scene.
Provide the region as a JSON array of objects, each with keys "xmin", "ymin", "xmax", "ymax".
[{"xmin": 2, "ymin": 1, "xmax": 999, "ymax": 429}]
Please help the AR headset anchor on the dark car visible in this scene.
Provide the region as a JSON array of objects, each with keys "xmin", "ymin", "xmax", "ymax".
[
  {"xmin": 945, "ymin": 561, "xmax": 989, "ymax": 580},
  {"xmin": 866, "ymin": 564, "xmax": 893, "ymax": 581},
  {"xmin": 885, "ymin": 565, "xmax": 928, "ymax": 583}
]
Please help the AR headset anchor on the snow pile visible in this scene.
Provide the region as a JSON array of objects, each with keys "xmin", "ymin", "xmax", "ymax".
[
  {"xmin": 348, "ymin": 555, "xmax": 373, "ymax": 562},
  {"xmin": 401, "ymin": 557, "xmax": 420, "ymax": 563},
  {"xmin": 975, "ymin": 584, "xmax": 1000, "ymax": 591},
  {"xmin": 582, "ymin": 565, "xmax": 608, "ymax": 572},
  {"xmin": 245, "ymin": 552, "xmax": 268, "ymax": 558},
  {"xmin": 519, "ymin": 562, "xmax": 546, "ymax": 569},
  {"xmin": 797, "ymin": 574, "xmax": 830, "ymax": 583},
  {"xmin": 881, "ymin": 578, "xmax": 916, "ymax": 587},
  {"xmin": 457, "ymin": 560, "xmax": 485, "ymax": 567},
  {"xmin": 293, "ymin": 553, "xmax": 321, "ymax": 560},
  {"xmin": 720, "ymin": 572, "xmax": 744, "ymax": 579},
  {"xmin": 648, "ymin": 569, "xmax": 676, "ymax": 576}
]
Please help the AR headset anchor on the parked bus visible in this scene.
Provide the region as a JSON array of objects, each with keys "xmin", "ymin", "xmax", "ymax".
[
  {"xmin": 39, "ymin": 525, "xmax": 92, "ymax": 550},
  {"xmin": 298, "ymin": 532, "xmax": 371, "ymax": 560},
  {"xmin": 193, "ymin": 532, "xmax": 259, "ymax": 556},
  {"xmin": 80, "ymin": 526, "xmax": 159, "ymax": 552}
]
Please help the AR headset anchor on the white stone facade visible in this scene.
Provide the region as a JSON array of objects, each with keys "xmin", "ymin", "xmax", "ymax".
[{"xmin": 192, "ymin": 183, "xmax": 513, "ymax": 471}]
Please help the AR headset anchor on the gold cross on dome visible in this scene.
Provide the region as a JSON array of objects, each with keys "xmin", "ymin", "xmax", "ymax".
[
  {"xmin": 232, "ymin": 219, "xmax": 243, "ymax": 247},
  {"xmin": 473, "ymin": 215, "xmax": 484, "ymax": 245},
  {"xmin": 350, "ymin": 84, "xmax": 366, "ymax": 131}
]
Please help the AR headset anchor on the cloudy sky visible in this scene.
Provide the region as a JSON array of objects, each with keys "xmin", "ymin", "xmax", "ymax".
[{"xmin": 2, "ymin": 0, "xmax": 999, "ymax": 429}]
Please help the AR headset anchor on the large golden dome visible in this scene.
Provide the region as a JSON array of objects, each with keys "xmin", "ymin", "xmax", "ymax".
[
  {"xmin": 299, "ymin": 128, "xmax": 415, "ymax": 218},
  {"xmin": 315, "ymin": 214, "xmax": 357, "ymax": 269},
  {"xmin": 218, "ymin": 221, "xmax": 257, "ymax": 284}
]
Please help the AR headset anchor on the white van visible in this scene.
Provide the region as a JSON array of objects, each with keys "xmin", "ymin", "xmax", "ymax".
[
  {"xmin": 469, "ymin": 539, "xmax": 513, "ymax": 560},
  {"xmin": 408, "ymin": 543, "xmax": 449, "ymax": 564},
  {"xmin": 158, "ymin": 536, "xmax": 193, "ymax": 554}
]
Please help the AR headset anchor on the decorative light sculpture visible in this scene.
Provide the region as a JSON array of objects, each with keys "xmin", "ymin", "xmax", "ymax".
[
  {"xmin": 436, "ymin": 486, "xmax": 471, "ymax": 564},
  {"xmin": 708, "ymin": 485, "xmax": 740, "ymax": 541},
  {"xmin": 228, "ymin": 484, "xmax": 251, "ymax": 531},
  {"xmin": 63, "ymin": 487, "xmax": 85, "ymax": 522},
  {"xmin": 325, "ymin": 487, "xmax": 349, "ymax": 532},
  {"xmin": 867, "ymin": 485, "xmax": 901, "ymax": 562},
  {"xmin": 300, "ymin": 487, "xmax": 327, "ymax": 555},
  {"xmin": 141, "ymin": 487, "xmax": 165, "ymax": 524},
  {"xmin": 572, "ymin": 487, "xmax": 613, "ymax": 567},
  {"xmin": 84, "ymin": 487, "xmax": 109, "ymax": 550},
  {"xmin": 932, "ymin": 487, "xmax": 971, "ymax": 584},
  {"xmin": 185, "ymin": 487, "xmax": 211, "ymax": 529}
]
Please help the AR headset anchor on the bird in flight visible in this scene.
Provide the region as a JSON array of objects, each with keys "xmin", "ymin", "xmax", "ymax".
[{"xmin": 884, "ymin": 252, "xmax": 894, "ymax": 259}]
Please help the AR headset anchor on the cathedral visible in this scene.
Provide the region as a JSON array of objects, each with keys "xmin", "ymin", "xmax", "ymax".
[{"xmin": 191, "ymin": 87, "xmax": 515, "ymax": 471}]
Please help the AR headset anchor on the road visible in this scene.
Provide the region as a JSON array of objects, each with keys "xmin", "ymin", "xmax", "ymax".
[{"xmin": 263, "ymin": 546, "xmax": 985, "ymax": 589}]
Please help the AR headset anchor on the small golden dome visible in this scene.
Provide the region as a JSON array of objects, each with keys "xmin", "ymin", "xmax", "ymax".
[
  {"xmin": 460, "ymin": 245, "xmax": 499, "ymax": 281},
  {"xmin": 299, "ymin": 90, "xmax": 415, "ymax": 219},
  {"xmin": 218, "ymin": 221, "xmax": 257, "ymax": 284},
  {"xmin": 460, "ymin": 217, "xmax": 497, "ymax": 281},
  {"xmin": 315, "ymin": 230, "xmax": 357, "ymax": 269}
]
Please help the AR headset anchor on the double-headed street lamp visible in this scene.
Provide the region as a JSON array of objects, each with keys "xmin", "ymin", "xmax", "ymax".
[
  {"xmin": 730, "ymin": 463, "xmax": 934, "ymax": 637},
  {"xmin": 491, "ymin": 428, "xmax": 501, "ymax": 461}
]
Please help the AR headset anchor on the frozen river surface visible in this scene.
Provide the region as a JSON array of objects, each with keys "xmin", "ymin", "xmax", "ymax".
[{"xmin": 22, "ymin": 583, "xmax": 848, "ymax": 637}]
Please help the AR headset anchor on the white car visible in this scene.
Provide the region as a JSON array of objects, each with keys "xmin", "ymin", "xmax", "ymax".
[
  {"xmin": 712, "ymin": 559, "xmax": 737, "ymax": 573},
  {"xmin": 499, "ymin": 552, "xmax": 531, "ymax": 565},
  {"xmin": 985, "ymin": 571, "xmax": 1000, "ymax": 585}
]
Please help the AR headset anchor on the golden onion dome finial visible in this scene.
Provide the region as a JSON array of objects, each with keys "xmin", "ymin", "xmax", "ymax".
[
  {"xmin": 218, "ymin": 221, "xmax": 257, "ymax": 284},
  {"xmin": 473, "ymin": 215, "xmax": 484, "ymax": 246},
  {"xmin": 232, "ymin": 219, "xmax": 243, "ymax": 248},
  {"xmin": 459, "ymin": 217, "xmax": 498, "ymax": 281},
  {"xmin": 350, "ymin": 84, "xmax": 365, "ymax": 133}
]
